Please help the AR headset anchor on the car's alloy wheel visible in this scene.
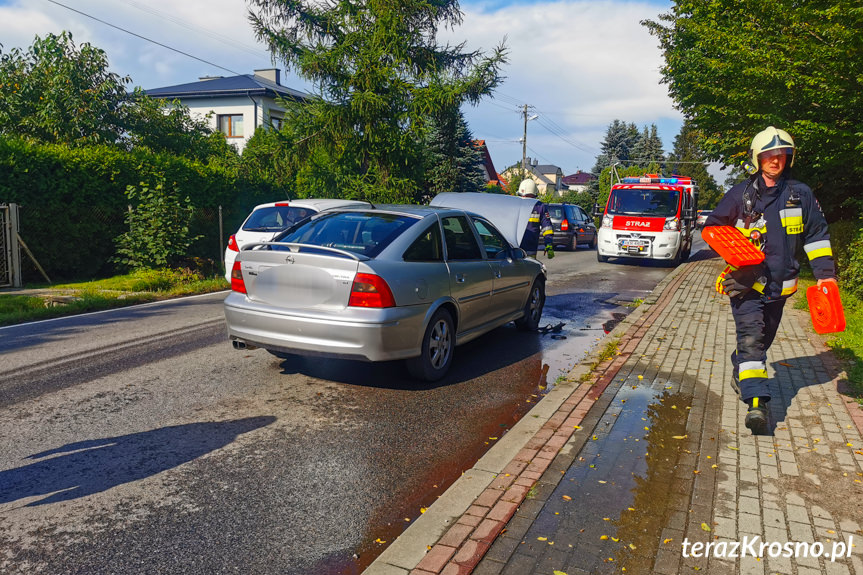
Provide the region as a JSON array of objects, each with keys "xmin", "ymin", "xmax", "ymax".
[
  {"xmin": 515, "ymin": 279, "xmax": 545, "ymax": 331},
  {"xmin": 406, "ymin": 308, "xmax": 454, "ymax": 381}
]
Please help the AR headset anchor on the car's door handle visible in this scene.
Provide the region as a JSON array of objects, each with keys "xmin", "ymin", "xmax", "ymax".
[{"xmin": 455, "ymin": 273, "xmax": 466, "ymax": 283}]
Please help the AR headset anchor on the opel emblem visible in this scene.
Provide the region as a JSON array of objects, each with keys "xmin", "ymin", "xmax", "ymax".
[{"xmin": 285, "ymin": 255, "xmax": 295, "ymax": 264}]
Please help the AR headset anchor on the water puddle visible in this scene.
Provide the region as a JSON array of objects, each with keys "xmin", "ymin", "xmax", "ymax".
[{"xmin": 520, "ymin": 377, "xmax": 695, "ymax": 574}]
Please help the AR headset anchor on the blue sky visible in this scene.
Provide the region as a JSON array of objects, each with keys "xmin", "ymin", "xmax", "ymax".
[{"xmin": 2, "ymin": 0, "xmax": 689, "ymax": 177}]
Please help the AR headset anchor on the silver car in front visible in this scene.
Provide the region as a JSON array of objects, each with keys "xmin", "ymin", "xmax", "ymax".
[{"xmin": 223, "ymin": 205, "xmax": 547, "ymax": 381}]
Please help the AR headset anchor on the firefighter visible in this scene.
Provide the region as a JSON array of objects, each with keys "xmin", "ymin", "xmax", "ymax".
[
  {"xmin": 704, "ymin": 126, "xmax": 836, "ymax": 435},
  {"xmin": 517, "ymin": 179, "xmax": 555, "ymax": 258}
]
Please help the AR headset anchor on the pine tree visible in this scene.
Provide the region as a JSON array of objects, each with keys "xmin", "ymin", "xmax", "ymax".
[
  {"xmin": 666, "ymin": 120, "xmax": 722, "ymax": 208},
  {"xmin": 592, "ymin": 120, "xmax": 641, "ymax": 173}
]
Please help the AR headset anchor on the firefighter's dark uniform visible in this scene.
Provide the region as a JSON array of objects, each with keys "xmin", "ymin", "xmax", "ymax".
[
  {"xmin": 520, "ymin": 200, "xmax": 555, "ymax": 256},
  {"xmin": 704, "ymin": 175, "xmax": 834, "ymax": 403}
]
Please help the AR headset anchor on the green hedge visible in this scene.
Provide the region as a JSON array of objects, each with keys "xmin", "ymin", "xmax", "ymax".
[
  {"xmin": 0, "ymin": 137, "xmax": 280, "ymax": 280},
  {"xmin": 831, "ymin": 219, "xmax": 863, "ymax": 301}
]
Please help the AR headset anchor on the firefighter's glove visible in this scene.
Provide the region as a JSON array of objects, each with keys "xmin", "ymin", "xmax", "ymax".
[
  {"xmin": 544, "ymin": 245, "xmax": 555, "ymax": 259},
  {"xmin": 721, "ymin": 265, "xmax": 761, "ymax": 298}
]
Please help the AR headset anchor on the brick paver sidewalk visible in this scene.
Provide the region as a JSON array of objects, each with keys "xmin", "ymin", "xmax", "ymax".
[{"xmin": 406, "ymin": 257, "xmax": 863, "ymax": 575}]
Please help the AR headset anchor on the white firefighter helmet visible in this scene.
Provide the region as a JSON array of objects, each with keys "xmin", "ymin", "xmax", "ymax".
[
  {"xmin": 750, "ymin": 126, "xmax": 795, "ymax": 170},
  {"xmin": 517, "ymin": 178, "xmax": 538, "ymax": 198}
]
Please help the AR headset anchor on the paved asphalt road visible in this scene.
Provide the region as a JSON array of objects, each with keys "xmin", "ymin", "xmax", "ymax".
[{"xmin": 0, "ymin": 240, "xmax": 701, "ymax": 574}]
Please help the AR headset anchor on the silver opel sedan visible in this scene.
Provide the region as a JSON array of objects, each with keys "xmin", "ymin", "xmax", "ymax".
[{"xmin": 223, "ymin": 204, "xmax": 547, "ymax": 381}]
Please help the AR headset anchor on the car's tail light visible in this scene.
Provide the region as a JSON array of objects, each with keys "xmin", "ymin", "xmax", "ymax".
[
  {"xmin": 230, "ymin": 261, "xmax": 246, "ymax": 293},
  {"xmin": 561, "ymin": 219, "xmax": 569, "ymax": 231},
  {"xmin": 227, "ymin": 234, "xmax": 239, "ymax": 252},
  {"xmin": 349, "ymin": 273, "xmax": 395, "ymax": 308}
]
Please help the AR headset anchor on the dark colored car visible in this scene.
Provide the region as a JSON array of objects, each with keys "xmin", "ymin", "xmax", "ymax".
[{"xmin": 547, "ymin": 203, "xmax": 597, "ymax": 250}]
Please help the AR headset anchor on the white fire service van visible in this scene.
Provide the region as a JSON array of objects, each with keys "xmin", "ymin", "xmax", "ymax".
[{"xmin": 595, "ymin": 174, "xmax": 698, "ymax": 265}]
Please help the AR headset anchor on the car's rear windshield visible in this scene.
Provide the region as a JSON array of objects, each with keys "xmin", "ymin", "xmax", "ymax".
[
  {"xmin": 243, "ymin": 206, "xmax": 317, "ymax": 232},
  {"xmin": 607, "ymin": 188, "xmax": 680, "ymax": 217},
  {"xmin": 547, "ymin": 205, "xmax": 566, "ymax": 220},
  {"xmin": 274, "ymin": 212, "xmax": 417, "ymax": 257}
]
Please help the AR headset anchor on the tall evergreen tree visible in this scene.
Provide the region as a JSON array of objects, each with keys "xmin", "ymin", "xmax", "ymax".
[
  {"xmin": 631, "ymin": 124, "xmax": 665, "ymax": 168},
  {"xmin": 249, "ymin": 0, "xmax": 507, "ymax": 203},
  {"xmin": 592, "ymin": 120, "xmax": 640, "ymax": 173},
  {"xmin": 423, "ymin": 110, "xmax": 486, "ymax": 199},
  {"xmin": 666, "ymin": 120, "xmax": 722, "ymax": 208}
]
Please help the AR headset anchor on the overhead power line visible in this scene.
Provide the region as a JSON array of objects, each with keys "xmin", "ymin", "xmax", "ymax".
[
  {"xmin": 119, "ymin": 0, "xmax": 267, "ymax": 58},
  {"xmin": 44, "ymin": 0, "xmax": 244, "ymax": 77}
]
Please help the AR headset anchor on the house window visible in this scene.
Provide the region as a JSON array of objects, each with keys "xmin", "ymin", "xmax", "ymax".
[
  {"xmin": 269, "ymin": 116, "xmax": 283, "ymax": 130},
  {"xmin": 218, "ymin": 114, "xmax": 244, "ymax": 138}
]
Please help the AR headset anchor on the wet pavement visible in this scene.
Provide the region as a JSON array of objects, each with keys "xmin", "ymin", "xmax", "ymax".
[{"xmin": 366, "ymin": 254, "xmax": 863, "ymax": 575}]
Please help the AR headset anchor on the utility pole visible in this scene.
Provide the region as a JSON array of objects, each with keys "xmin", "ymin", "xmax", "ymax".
[{"xmin": 521, "ymin": 104, "xmax": 529, "ymax": 174}]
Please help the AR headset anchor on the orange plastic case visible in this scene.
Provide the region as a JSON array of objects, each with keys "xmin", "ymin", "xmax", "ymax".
[
  {"xmin": 807, "ymin": 282, "xmax": 846, "ymax": 334},
  {"xmin": 701, "ymin": 226, "xmax": 765, "ymax": 268}
]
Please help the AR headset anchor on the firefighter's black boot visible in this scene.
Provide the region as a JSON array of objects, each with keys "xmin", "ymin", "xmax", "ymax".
[{"xmin": 745, "ymin": 397, "xmax": 769, "ymax": 435}]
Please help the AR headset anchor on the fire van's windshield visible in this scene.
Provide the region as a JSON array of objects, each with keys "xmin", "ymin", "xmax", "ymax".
[{"xmin": 607, "ymin": 188, "xmax": 680, "ymax": 217}]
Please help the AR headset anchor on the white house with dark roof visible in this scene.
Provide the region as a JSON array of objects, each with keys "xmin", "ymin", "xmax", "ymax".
[
  {"xmin": 501, "ymin": 158, "xmax": 564, "ymax": 197},
  {"xmin": 145, "ymin": 68, "xmax": 307, "ymax": 153},
  {"xmin": 561, "ymin": 170, "xmax": 597, "ymax": 193}
]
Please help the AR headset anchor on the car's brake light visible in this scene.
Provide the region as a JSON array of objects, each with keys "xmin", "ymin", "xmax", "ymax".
[
  {"xmin": 274, "ymin": 202, "xmax": 290, "ymax": 206},
  {"xmin": 561, "ymin": 219, "xmax": 569, "ymax": 231},
  {"xmin": 227, "ymin": 234, "xmax": 239, "ymax": 252},
  {"xmin": 349, "ymin": 273, "xmax": 395, "ymax": 308},
  {"xmin": 230, "ymin": 261, "xmax": 246, "ymax": 293}
]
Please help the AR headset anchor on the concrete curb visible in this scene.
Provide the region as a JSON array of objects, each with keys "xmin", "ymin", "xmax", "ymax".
[{"xmin": 364, "ymin": 262, "xmax": 692, "ymax": 574}]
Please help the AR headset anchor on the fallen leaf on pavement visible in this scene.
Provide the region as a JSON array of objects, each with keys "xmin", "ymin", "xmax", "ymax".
[{"xmin": 701, "ymin": 523, "xmax": 711, "ymax": 532}]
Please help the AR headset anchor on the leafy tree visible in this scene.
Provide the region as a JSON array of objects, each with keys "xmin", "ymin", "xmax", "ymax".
[
  {"xmin": 0, "ymin": 32, "xmax": 232, "ymax": 164},
  {"xmin": 114, "ymin": 176, "xmax": 202, "ymax": 270},
  {"xmin": 643, "ymin": 1, "xmax": 863, "ymax": 219},
  {"xmin": 240, "ymin": 126, "xmax": 296, "ymax": 195},
  {"xmin": 666, "ymin": 120, "xmax": 722, "ymax": 208},
  {"xmin": 126, "ymin": 89, "xmax": 237, "ymax": 162},
  {"xmin": 248, "ymin": 0, "xmax": 507, "ymax": 203},
  {"xmin": 0, "ymin": 31, "xmax": 129, "ymax": 146},
  {"xmin": 592, "ymin": 120, "xmax": 640, "ymax": 173},
  {"xmin": 422, "ymin": 110, "xmax": 486, "ymax": 199}
]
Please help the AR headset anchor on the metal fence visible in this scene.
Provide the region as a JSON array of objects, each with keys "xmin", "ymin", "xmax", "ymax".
[
  {"xmin": 13, "ymin": 203, "xmax": 248, "ymax": 283},
  {"xmin": 0, "ymin": 204, "xmax": 21, "ymax": 287}
]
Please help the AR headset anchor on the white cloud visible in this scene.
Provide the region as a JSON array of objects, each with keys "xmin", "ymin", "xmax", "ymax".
[
  {"xmin": 453, "ymin": 0, "xmax": 683, "ymax": 173},
  {"xmin": 1, "ymin": 0, "xmax": 684, "ymax": 175}
]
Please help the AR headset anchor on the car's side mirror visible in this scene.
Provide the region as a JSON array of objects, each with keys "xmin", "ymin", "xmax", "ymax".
[
  {"xmin": 511, "ymin": 247, "xmax": 526, "ymax": 260},
  {"xmin": 592, "ymin": 203, "xmax": 603, "ymax": 217}
]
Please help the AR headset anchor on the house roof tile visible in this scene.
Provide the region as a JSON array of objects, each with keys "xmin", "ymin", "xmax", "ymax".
[{"xmin": 146, "ymin": 74, "xmax": 308, "ymax": 101}]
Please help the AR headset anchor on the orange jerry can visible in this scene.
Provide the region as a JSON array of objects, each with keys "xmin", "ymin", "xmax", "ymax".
[
  {"xmin": 701, "ymin": 226, "xmax": 765, "ymax": 267},
  {"xmin": 806, "ymin": 281, "xmax": 846, "ymax": 334}
]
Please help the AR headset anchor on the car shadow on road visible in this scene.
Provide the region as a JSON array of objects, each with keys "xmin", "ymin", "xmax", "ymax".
[
  {"xmin": 274, "ymin": 323, "xmax": 543, "ymax": 390},
  {"xmin": 0, "ymin": 416, "xmax": 275, "ymax": 507}
]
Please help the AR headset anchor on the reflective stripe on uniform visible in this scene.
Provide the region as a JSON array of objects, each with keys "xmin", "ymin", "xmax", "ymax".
[
  {"xmin": 529, "ymin": 216, "xmax": 540, "ymax": 223},
  {"xmin": 752, "ymin": 281, "xmax": 766, "ymax": 294},
  {"xmin": 781, "ymin": 278, "xmax": 798, "ymax": 296},
  {"xmin": 804, "ymin": 239, "xmax": 833, "ymax": 260},
  {"xmin": 739, "ymin": 360, "xmax": 768, "ymax": 380},
  {"xmin": 734, "ymin": 222, "xmax": 767, "ymax": 238},
  {"xmin": 779, "ymin": 208, "xmax": 803, "ymax": 233},
  {"xmin": 542, "ymin": 229, "xmax": 553, "ymax": 236}
]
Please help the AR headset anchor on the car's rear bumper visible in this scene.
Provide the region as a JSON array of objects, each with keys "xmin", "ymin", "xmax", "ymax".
[
  {"xmin": 552, "ymin": 231, "xmax": 575, "ymax": 246},
  {"xmin": 224, "ymin": 293, "xmax": 427, "ymax": 361}
]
